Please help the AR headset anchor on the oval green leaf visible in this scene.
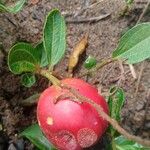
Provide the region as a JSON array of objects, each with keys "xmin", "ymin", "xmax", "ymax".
[
  {"xmin": 84, "ymin": 55, "xmax": 97, "ymax": 69},
  {"xmin": 21, "ymin": 73, "xmax": 36, "ymax": 87},
  {"xmin": 0, "ymin": 0, "xmax": 26, "ymax": 13},
  {"xmin": 20, "ymin": 124, "xmax": 56, "ymax": 150},
  {"xmin": 8, "ymin": 43, "xmax": 40, "ymax": 74},
  {"xmin": 43, "ymin": 9, "xmax": 66, "ymax": 67},
  {"xmin": 113, "ymin": 23, "xmax": 150, "ymax": 64}
]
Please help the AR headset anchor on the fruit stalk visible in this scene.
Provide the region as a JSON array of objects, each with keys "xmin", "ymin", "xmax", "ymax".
[
  {"xmin": 79, "ymin": 58, "xmax": 117, "ymax": 77},
  {"xmin": 39, "ymin": 69, "xmax": 61, "ymax": 86}
]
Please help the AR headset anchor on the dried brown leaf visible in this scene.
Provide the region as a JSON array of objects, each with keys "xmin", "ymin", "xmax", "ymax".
[{"xmin": 68, "ymin": 34, "xmax": 88, "ymax": 76}]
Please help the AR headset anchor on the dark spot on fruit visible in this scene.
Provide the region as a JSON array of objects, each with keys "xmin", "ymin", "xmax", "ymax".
[
  {"xmin": 54, "ymin": 130, "xmax": 77, "ymax": 150},
  {"xmin": 77, "ymin": 128, "xmax": 97, "ymax": 148}
]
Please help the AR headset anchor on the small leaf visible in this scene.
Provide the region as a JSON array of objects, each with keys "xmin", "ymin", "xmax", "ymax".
[
  {"xmin": 68, "ymin": 34, "xmax": 88, "ymax": 76},
  {"xmin": 84, "ymin": 55, "xmax": 96, "ymax": 69},
  {"xmin": 35, "ymin": 42, "xmax": 48, "ymax": 67},
  {"xmin": 0, "ymin": 0, "xmax": 26, "ymax": 13},
  {"xmin": 8, "ymin": 43, "xmax": 40, "ymax": 74},
  {"xmin": 125, "ymin": 0, "xmax": 134, "ymax": 5},
  {"xmin": 43, "ymin": 9, "xmax": 66, "ymax": 67},
  {"xmin": 114, "ymin": 136, "xmax": 150, "ymax": 150},
  {"xmin": 21, "ymin": 73, "xmax": 36, "ymax": 87},
  {"xmin": 108, "ymin": 87, "xmax": 125, "ymax": 137},
  {"xmin": 108, "ymin": 87, "xmax": 125, "ymax": 121},
  {"xmin": 113, "ymin": 23, "xmax": 150, "ymax": 64},
  {"xmin": 20, "ymin": 124, "xmax": 55, "ymax": 150}
]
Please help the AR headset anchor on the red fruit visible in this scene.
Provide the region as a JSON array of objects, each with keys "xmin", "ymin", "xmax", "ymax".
[{"xmin": 37, "ymin": 78, "xmax": 109, "ymax": 150}]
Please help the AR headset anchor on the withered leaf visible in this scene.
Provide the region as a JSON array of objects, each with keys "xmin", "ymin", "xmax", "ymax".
[{"xmin": 68, "ymin": 34, "xmax": 88, "ymax": 76}]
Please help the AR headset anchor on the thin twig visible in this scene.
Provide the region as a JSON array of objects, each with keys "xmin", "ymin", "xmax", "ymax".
[
  {"xmin": 3, "ymin": 14, "xmax": 17, "ymax": 28},
  {"xmin": 62, "ymin": 84, "xmax": 150, "ymax": 147},
  {"xmin": 128, "ymin": 64, "xmax": 137, "ymax": 79},
  {"xmin": 119, "ymin": 60, "xmax": 125, "ymax": 75},
  {"xmin": 20, "ymin": 93, "xmax": 40, "ymax": 106},
  {"xmin": 129, "ymin": 64, "xmax": 137, "ymax": 79},
  {"xmin": 74, "ymin": 0, "xmax": 104, "ymax": 17},
  {"xmin": 117, "ymin": 60, "xmax": 125, "ymax": 86},
  {"xmin": 134, "ymin": 61, "xmax": 146, "ymax": 98},
  {"xmin": 62, "ymin": 11, "xmax": 74, "ymax": 18},
  {"xmin": 79, "ymin": 58, "xmax": 117, "ymax": 77},
  {"xmin": 136, "ymin": 0, "xmax": 150, "ymax": 25},
  {"xmin": 66, "ymin": 13, "xmax": 110, "ymax": 24},
  {"xmin": 62, "ymin": 0, "xmax": 104, "ymax": 18}
]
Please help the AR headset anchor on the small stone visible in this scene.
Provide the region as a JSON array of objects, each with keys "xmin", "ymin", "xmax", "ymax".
[
  {"xmin": 15, "ymin": 139, "xmax": 24, "ymax": 150},
  {"xmin": 145, "ymin": 122, "xmax": 150, "ymax": 129},
  {"xmin": 136, "ymin": 101, "xmax": 144, "ymax": 111},
  {"xmin": 33, "ymin": 28, "xmax": 39, "ymax": 34},
  {"xmin": 8, "ymin": 144, "xmax": 16, "ymax": 150}
]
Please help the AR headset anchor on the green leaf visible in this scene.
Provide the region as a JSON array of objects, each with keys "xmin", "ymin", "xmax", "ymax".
[
  {"xmin": 20, "ymin": 124, "xmax": 56, "ymax": 150},
  {"xmin": 125, "ymin": 0, "xmax": 134, "ymax": 5},
  {"xmin": 8, "ymin": 43, "xmax": 41, "ymax": 74},
  {"xmin": 112, "ymin": 23, "xmax": 150, "ymax": 64},
  {"xmin": 35, "ymin": 42, "xmax": 48, "ymax": 67},
  {"xmin": 43, "ymin": 9, "xmax": 66, "ymax": 67},
  {"xmin": 108, "ymin": 87, "xmax": 125, "ymax": 137},
  {"xmin": 84, "ymin": 55, "xmax": 97, "ymax": 69},
  {"xmin": 114, "ymin": 136, "xmax": 150, "ymax": 150},
  {"xmin": 0, "ymin": 0, "xmax": 26, "ymax": 13},
  {"xmin": 108, "ymin": 87, "xmax": 125, "ymax": 121},
  {"xmin": 21, "ymin": 73, "xmax": 36, "ymax": 87}
]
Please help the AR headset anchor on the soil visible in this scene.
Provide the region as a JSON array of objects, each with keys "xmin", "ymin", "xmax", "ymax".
[{"xmin": 0, "ymin": 0, "xmax": 150, "ymax": 149}]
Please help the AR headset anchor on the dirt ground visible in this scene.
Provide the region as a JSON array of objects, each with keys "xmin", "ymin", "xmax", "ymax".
[{"xmin": 0, "ymin": 0, "xmax": 150, "ymax": 149}]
